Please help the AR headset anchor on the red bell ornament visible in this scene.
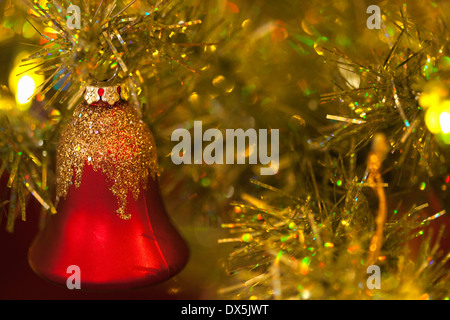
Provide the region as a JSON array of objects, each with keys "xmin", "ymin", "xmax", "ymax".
[{"xmin": 28, "ymin": 83, "xmax": 189, "ymax": 290}]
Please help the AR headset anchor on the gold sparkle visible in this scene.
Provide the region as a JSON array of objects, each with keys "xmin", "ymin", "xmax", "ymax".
[{"xmin": 56, "ymin": 99, "xmax": 158, "ymax": 220}]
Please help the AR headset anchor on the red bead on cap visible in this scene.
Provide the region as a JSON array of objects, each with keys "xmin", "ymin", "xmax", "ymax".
[{"xmin": 84, "ymin": 84, "xmax": 129, "ymax": 105}]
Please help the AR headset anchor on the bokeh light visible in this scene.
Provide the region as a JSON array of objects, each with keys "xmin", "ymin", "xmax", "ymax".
[
  {"xmin": 440, "ymin": 111, "xmax": 450, "ymax": 134},
  {"xmin": 8, "ymin": 51, "xmax": 43, "ymax": 111},
  {"xmin": 16, "ymin": 75, "xmax": 35, "ymax": 105}
]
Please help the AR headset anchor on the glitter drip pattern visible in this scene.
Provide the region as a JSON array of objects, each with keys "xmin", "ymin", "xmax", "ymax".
[{"xmin": 56, "ymin": 93, "xmax": 158, "ymax": 219}]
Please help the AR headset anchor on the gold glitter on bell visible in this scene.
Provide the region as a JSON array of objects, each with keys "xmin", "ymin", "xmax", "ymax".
[{"xmin": 56, "ymin": 83, "xmax": 157, "ymax": 219}]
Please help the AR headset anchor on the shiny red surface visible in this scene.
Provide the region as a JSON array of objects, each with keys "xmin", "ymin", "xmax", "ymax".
[{"xmin": 28, "ymin": 164, "xmax": 189, "ymax": 290}]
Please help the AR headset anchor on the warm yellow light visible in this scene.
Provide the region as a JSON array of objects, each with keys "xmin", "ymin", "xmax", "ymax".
[
  {"xmin": 419, "ymin": 91, "xmax": 441, "ymax": 109},
  {"xmin": 16, "ymin": 75, "xmax": 36, "ymax": 105},
  {"xmin": 440, "ymin": 112, "xmax": 450, "ymax": 134},
  {"xmin": 425, "ymin": 108, "xmax": 441, "ymax": 134},
  {"xmin": 419, "ymin": 82, "xmax": 448, "ymax": 109},
  {"xmin": 8, "ymin": 51, "xmax": 43, "ymax": 111}
]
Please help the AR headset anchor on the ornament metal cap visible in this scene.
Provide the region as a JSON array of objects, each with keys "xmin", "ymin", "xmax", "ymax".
[
  {"xmin": 84, "ymin": 84, "xmax": 130, "ymax": 105},
  {"xmin": 84, "ymin": 69, "xmax": 129, "ymax": 105}
]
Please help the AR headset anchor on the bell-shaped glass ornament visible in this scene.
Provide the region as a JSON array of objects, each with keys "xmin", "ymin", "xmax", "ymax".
[{"xmin": 28, "ymin": 83, "xmax": 189, "ymax": 290}]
